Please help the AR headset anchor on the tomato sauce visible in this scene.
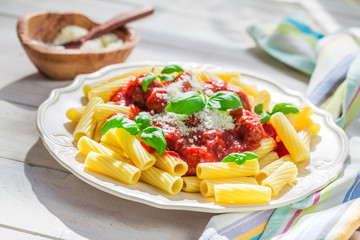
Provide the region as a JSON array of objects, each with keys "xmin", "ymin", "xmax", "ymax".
[{"xmin": 110, "ymin": 72, "xmax": 281, "ymax": 175}]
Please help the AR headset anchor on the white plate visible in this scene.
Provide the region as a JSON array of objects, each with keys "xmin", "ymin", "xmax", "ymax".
[{"xmin": 37, "ymin": 62, "xmax": 349, "ymax": 213}]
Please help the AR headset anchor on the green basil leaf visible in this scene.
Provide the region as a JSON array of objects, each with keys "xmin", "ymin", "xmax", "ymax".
[
  {"xmin": 165, "ymin": 91, "xmax": 206, "ymax": 115},
  {"xmin": 221, "ymin": 153, "xmax": 238, "ymax": 162},
  {"xmin": 196, "ymin": 87, "xmax": 208, "ymax": 103},
  {"xmin": 272, "ymin": 103, "xmax": 300, "ymax": 115},
  {"xmin": 158, "ymin": 74, "xmax": 175, "ymax": 82},
  {"xmin": 207, "ymin": 91, "xmax": 242, "ymax": 111},
  {"xmin": 259, "ymin": 112, "xmax": 271, "ymax": 124},
  {"xmin": 142, "ymin": 75, "xmax": 157, "ymax": 92},
  {"xmin": 161, "ymin": 65, "xmax": 184, "ymax": 74},
  {"xmin": 141, "ymin": 127, "xmax": 167, "ymax": 156},
  {"xmin": 101, "ymin": 114, "xmax": 140, "ymax": 135},
  {"xmin": 241, "ymin": 151, "xmax": 259, "ymax": 161},
  {"xmin": 254, "ymin": 103, "xmax": 263, "ymax": 115},
  {"xmin": 221, "ymin": 152, "xmax": 259, "ymax": 165},
  {"xmin": 134, "ymin": 112, "xmax": 151, "ymax": 131}
]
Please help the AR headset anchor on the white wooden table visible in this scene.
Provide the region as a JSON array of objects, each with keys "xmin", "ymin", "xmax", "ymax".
[{"xmin": 1, "ymin": 0, "xmax": 359, "ymax": 239}]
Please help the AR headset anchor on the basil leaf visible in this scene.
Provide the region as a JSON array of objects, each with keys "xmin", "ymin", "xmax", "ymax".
[
  {"xmin": 158, "ymin": 74, "xmax": 175, "ymax": 82},
  {"xmin": 142, "ymin": 75, "xmax": 157, "ymax": 92},
  {"xmin": 141, "ymin": 127, "xmax": 167, "ymax": 156},
  {"xmin": 161, "ymin": 65, "xmax": 184, "ymax": 74},
  {"xmin": 254, "ymin": 103, "xmax": 263, "ymax": 115},
  {"xmin": 196, "ymin": 87, "xmax": 208, "ymax": 103},
  {"xmin": 207, "ymin": 91, "xmax": 242, "ymax": 111},
  {"xmin": 134, "ymin": 112, "xmax": 151, "ymax": 131},
  {"xmin": 221, "ymin": 152, "xmax": 259, "ymax": 165},
  {"xmin": 272, "ymin": 103, "xmax": 299, "ymax": 115},
  {"xmin": 241, "ymin": 151, "xmax": 259, "ymax": 160},
  {"xmin": 221, "ymin": 153, "xmax": 239, "ymax": 162},
  {"xmin": 101, "ymin": 114, "xmax": 140, "ymax": 135},
  {"xmin": 165, "ymin": 91, "xmax": 206, "ymax": 115},
  {"xmin": 259, "ymin": 112, "xmax": 271, "ymax": 124}
]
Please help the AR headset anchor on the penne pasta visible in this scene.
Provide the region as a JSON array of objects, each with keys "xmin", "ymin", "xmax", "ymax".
[
  {"xmin": 94, "ymin": 103, "xmax": 132, "ymax": 123},
  {"xmin": 270, "ymin": 112, "xmax": 310, "ymax": 163},
  {"xmin": 258, "ymin": 151, "xmax": 279, "ymax": 169},
  {"xmin": 182, "ymin": 176, "xmax": 201, "ymax": 193},
  {"xmin": 88, "ymin": 77, "xmax": 132, "ymax": 102},
  {"xmin": 77, "ymin": 136, "xmax": 129, "ymax": 163},
  {"xmin": 228, "ymin": 77, "xmax": 258, "ymax": 97},
  {"xmin": 262, "ymin": 161, "xmax": 298, "ymax": 197},
  {"xmin": 254, "ymin": 90, "xmax": 271, "ymax": 111},
  {"xmin": 200, "ymin": 177, "xmax": 258, "ymax": 197},
  {"xmin": 140, "ymin": 167, "xmax": 183, "ymax": 195},
  {"xmin": 256, "ymin": 155, "xmax": 293, "ymax": 183},
  {"xmin": 115, "ymin": 128, "xmax": 156, "ymax": 170},
  {"xmin": 298, "ymin": 128, "xmax": 311, "ymax": 152},
  {"xmin": 252, "ymin": 138, "xmax": 277, "ymax": 158},
  {"xmin": 214, "ymin": 184, "xmax": 272, "ymax": 204},
  {"xmin": 66, "ymin": 106, "xmax": 85, "ymax": 122},
  {"xmin": 85, "ymin": 151, "xmax": 140, "ymax": 185},
  {"xmin": 100, "ymin": 128, "xmax": 124, "ymax": 151},
  {"xmin": 73, "ymin": 97, "xmax": 104, "ymax": 141},
  {"xmin": 83, "ymin": 66, "xmax": 160, "ymax": 97},
  {"xmin": 154, "ymin": 152, "xmax": 188, "ymax": 176},
  {"xmin": 196, "ymin": 160, "xmax": 259, "ymax": 179}
]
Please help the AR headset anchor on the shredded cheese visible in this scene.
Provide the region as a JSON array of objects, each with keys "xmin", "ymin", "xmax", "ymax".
[{"xmin": 152, "ymin": 108, "xmax": 234, "ymax": 136}]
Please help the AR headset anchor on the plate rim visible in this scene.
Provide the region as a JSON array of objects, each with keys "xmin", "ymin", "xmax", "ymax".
[{"xmin": 36, "ymin": 61, "xmax": 349, "ymax": 213}]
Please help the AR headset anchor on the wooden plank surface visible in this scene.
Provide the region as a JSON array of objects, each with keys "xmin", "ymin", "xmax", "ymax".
[
  {"xmin": 1, "ymin": 0, "xmax": 359, "ymax": 239},
  {"xmin": 0, "ymin": 157, "xmax": 213, "ymax": 240}
]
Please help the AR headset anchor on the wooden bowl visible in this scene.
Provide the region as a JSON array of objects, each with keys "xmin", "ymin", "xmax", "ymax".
[{"xmin": 17, "ymin": 11, "xmax": 140, "ymax": 80}]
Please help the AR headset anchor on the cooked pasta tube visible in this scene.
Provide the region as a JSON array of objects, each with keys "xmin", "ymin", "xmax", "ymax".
[
  {"xmin": 73, "ymin": 97, "xmax": 104, "ymax": 141},
  {"xmin": 88, "ymin": 77, "xmax": 132, "ymax": 102},
  {"xmin": 214, "ymin": 184, "xmax": 272, "ymax": 204},
  {"xmin": 228, "ymin": 77, "xmax": 258, "ymax": 97},
  {"xmin": 92, "ymin": 121, "xmax": 103, "ymax": 142},
  {"xmin": 286, "ymin": 114, "xmax": 296, "ymax": 127},
  {"xmin": 252, "ymin": 138, "xmax": 276, "ymax": 158},
  {"xmin": 196, "ymin": 160, "xmax": 259, "ymax": 179},
  {"xmin": 154, "ymin": 153, "xmax": 188, "ymax": 176},
  {"xmin": 66, "ymin": 106, "xmax": 85, "ymax": 122},
  {"xmin": 83, "ymin": 66, "xmax": 160, "ymax": 97},
  {"xmin": 140, "ymin": 167, "xmax": 183, "ymax": 195},
  {"xmin": 298, "ymin": 128, "xmax": 311, "ymax": 152},
  {"xmin": 77, "ymin": 136, "xmax": 130, "ymax": 163},
  {"xmin": 115, "ymin": 128, "xmax": 156, "ymax": 170},
  {"xmin": 247, "ymin": 95, "xmax": 255, "ymax": 112},
  {"xmin": 256, "ymin": 155, "xmax": 293, "ymax": 183},
  {"xmin": 295, "ymin": 117, "xmax": 313, "ymax": 131},
  {"xmin": 94, "ymin": 103, "xmax": 132, "ymax": 123},
  {"xmin": 85, "ymin": 152, "xmax": 140, "ymax": 185},
  {"xmin": 200, "ymin": 177, "xmax": 258, "ymax": 197},
  {"xmin": 309, "ymin": 123, "xmax": 320, "ymax": 136},
  {"xmin": 182, "ymin": 176, "xmax": 201, "ymax": 193},
  {"xmin": 77, "ymin": 136, "xmax": 129, "ymax": 163},
  {"xmin": 262, "ymin": 161, "xmax": 298, "ymax": 197},
  {"xmin": 270, "ymin": 112, "xmax": 310, "ymax": 163},
  {"xmin": 100, "ymin": 128, "xmax": 124, "ymax": 151},
  {"xmin": 100, "ymin": 142, "xmax": 128, "ymax": 158},
  {"xmin": 254, "ymin": 90, "xmax": 271, "ymax": 111},
  {"xmin": 295, "ymin": 104, "xmax": 313, "ymax": 122},
  {"xmin": 258, "ymin": 151, "xmax": 279, "ymax": 169},
  {"xmin": 192, "ymin": 70, "xmax": 241, "ymax": 83}
]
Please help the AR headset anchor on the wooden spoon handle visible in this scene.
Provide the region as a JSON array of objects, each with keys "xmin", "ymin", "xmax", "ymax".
[{"xmin": 82, "ymin": 5, "xmax": 153, "ymax": 41}]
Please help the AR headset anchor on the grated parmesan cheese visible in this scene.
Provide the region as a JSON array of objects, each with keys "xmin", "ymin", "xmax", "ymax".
[{"xmin": 152, "ymin": 108, "xmax": 234, "ymax": 136}]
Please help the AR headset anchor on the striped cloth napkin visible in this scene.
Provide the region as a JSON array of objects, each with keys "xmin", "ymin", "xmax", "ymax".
[{"xmin": 200, "ymin": 17, "xmax": 360, "ymax": 240}]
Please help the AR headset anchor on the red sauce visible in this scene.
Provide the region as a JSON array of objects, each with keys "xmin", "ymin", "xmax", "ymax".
[{"xmin": 110, "ymin": 72, "xmax": 282, "ymax": 175}]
